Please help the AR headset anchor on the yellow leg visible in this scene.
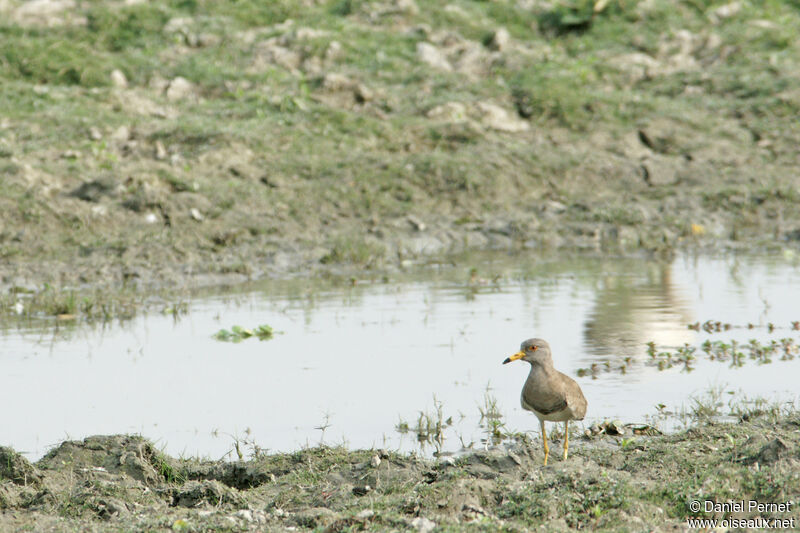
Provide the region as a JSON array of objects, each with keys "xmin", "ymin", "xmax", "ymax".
[
  {"xmin": 540, "ymin": 420, "xmax": 550, "ymax": 466},
  {"xmin": 563, "ymin": 421, "xmax": 569, "ymax": 460}
]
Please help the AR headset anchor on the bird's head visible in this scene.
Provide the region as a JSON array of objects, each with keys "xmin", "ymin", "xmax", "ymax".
[{"xmin": 502, "ymin": 338, "xmax": 552, "ymax": 365}]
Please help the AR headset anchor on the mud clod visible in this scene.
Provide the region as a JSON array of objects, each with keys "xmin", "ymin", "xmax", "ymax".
[
  {"xmin": 181, "ymin": 461, "xmax": 274, "ymax": 490},
  {"xmin": 0, "ymin": 447, "xmax": 42, "ymax": 486},
  {"xmin": 38, "ymin": 435, "xmax": 165, "ymax": 485},
  {"xmin": 292, "ymin": 507, "xmax": 337, "ymax": 529},
  {"xmin": 752, "ymin": 437, "xmax": 791, "ymax": 465},
  {"xmin": 173, "ymin": 480, "xmax": 245, "ymax": 508}
]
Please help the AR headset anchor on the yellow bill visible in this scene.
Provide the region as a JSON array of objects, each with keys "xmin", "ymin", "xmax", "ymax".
[{"xmin": 502, "ymin": 351, "xmax": 525, "ymax": 365}]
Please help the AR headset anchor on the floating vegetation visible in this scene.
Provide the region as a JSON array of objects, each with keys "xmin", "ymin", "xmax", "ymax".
[
  {"xmin": 688, "ymin": 320, "xmax": 732, "ymax": 333},
  {"xmin": 698, "ymin": 338, "xmax": 798, "ymax": 366},
  {"xmin": 687, "ymin": 320, "xmax": 800, "ymax": 333},
  {"xmin": 213, "ymin": 324, "xmax": 274, "ymax": 343},
  {"xmin": 577, "ymin": 336, "xmax": 799, "ymax": 377},
  {"xmin": 649, "ymin": 343, "xmax": 698, "ymax": 372},
  {"xmin": 648, "ymin": 338, "xmax": 797, "ymax": 372}
]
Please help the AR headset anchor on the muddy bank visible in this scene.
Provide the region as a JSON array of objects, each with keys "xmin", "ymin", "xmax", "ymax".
[
  {"xmin": 1, "ymin": 0, "xmax": 800, "ymax": 295},
  {"xmin": 2, "ymin": 409, "xmax": 798, "ymax": 532}
]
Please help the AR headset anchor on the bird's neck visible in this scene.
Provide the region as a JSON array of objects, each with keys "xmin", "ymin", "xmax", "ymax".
[{"xmin": 528, "ymin": 359, "xmax": 555, "ymax": 375}]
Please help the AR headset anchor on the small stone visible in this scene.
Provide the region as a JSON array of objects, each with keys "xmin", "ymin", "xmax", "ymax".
[
  {"xmin": 411, "ymin": 516, "xmax": 436, "ymax": 533},
  {"xmin": 149, "ymin": 75, "xmax": 170, "ymax": 93},
  {"xmin": 13, "ymin": 0, "xmax": 78, "ymax": 27},
  {"xmin": 164, "ymin": 16, "xmax": 192, "ymax": 34},
  {"xmin": 190, "ymin": 208, "xmax": 204, "ymax": 221},
  {"xmin": 165, "ymin": 77, "xmax": 195, "ymax": 101},
  {"xmin": 407, "ymin": 215, "xmax": 426, "ymax": 232},
  {"xmin": 89, "ymin": 127, "xmax": 103, "ymax": 140},
  {"xmin": 154, "ymin": 141, "xmax": 168, "ymax": 160},
  {"xmin": 750, "ymin": 19, "xmax": 776, "ymax": 29},
  {"xmin": 444, "ymin": 4, "xmax": 468, "ymax": 17},
  {"xmin": 293, "ymin": 27, "xmax": 329, "ymax": 40},
  {"xmin": 709, "ymin": 1, "xmax": 741, "ymax": 21},
  {"xmin": 395, "ymin": 0, "xmax": 419, "ymax": 15},
  {"xmin": 545, "ymin": 200, "xmax": 567, "ymax": 213},
  {"xmin": 234, "ymin": 510, "xmax": 254, "ymax": 522},
  {"xmin": 111, "ymin": 125, "xmax": 130, "ymax": 142},
  {"xmin": 354, "ymin": 83, "xmax": 373, "ymax": 103},
  {"xmin": 144, "ymin": 213, "xmax": 159, "ymax": 224},
  {"xmin": 197, "ymin": 33, "xmax": 221, "ymax": 47},
  {"xmin": 356, "ymin": 509, "xmax": 374, "ymax": 520},
  {"xmin": 426, "ymin": 102, "xmax": 466, "ymax": 121},
  {"xmin": 325, "ymin": 41, "xmax": 342, "ymax": 61},
  {"xmin": 437, "ymin": 456, "xmax": 456, "ymax": 467},
  {"xmin": 110, "ymin": 69, "xmax": 128, "ymax": 88},
  {"xmin": 488, "ymin": 27, "xmax": 511, "ymax": 51},
  {"xmin": 476, "ymin": 102, "xmax": 529, "ymax": 132},
  {"xmin": 370, "ymin": 455, "xmax": 381, "ymax": 468},
  {"xmin": 322, "ymin": 72, "xmax": 353, "ymax": 91},
  {"xmin": 417, "ymin": 42, "xmax": 452, "ymax": 71}
]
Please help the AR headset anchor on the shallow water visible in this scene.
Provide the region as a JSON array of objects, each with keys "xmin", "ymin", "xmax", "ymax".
[{"xmin": 3, "ymin": 252, "xmax": 800, "ymax": 460}]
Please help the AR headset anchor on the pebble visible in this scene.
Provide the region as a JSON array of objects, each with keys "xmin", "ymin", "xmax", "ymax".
[
  {"xmin": 411, "ymin": 516, "xmax": 436, "ymax": 533},
  {"xmin": 417, "ymin": 42, "xmax": 452, "ymax": 71},
  {"xmin": 407, "ymin": 215, "xmax": 426, "ymax": 232},
  {"xmin": 110, "ymin": 69, "xmax": 128, "ymax": 88},
  {"xmin": 488, "ymin": 27, "xmax": 511, "ymax": 51},
  {"xmin": 154, "ymin": 141, "xmax": 168, "ymax": 160},
  {"xmin": 165, "ymin": 77, "xmax": 195, "ymax": 101},
  {"xmin": 437, "ymin": 456, "xmax": 456, "ymax": 467},
  {"xmin": 111, "ymin": 125, "xmax": 130, "ymax": 142}
]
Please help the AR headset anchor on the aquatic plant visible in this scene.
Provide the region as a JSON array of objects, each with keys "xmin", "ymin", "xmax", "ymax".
[
  {"xmin": 213, "ymin": 324, "xmax": 275, "ymax": 342},
  {"xmin": 478, "ymin": 388, "xmax": 507, "ymax": 445}
]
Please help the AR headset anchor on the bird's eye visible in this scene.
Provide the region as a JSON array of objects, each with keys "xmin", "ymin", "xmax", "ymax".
[{"xmin": 531, "ymin": 346, "xmax": 538, "ymax": 351}]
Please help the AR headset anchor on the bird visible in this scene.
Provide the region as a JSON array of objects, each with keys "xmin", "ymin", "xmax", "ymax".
[{"xmin": 503, "ymin": 338, "xmax": 587, "ymax": 465}]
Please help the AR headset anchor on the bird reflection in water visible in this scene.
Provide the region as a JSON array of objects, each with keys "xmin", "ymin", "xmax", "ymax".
[{"xmin": 581, "ymin": 260, "xmax": 695, "ymax": 377}]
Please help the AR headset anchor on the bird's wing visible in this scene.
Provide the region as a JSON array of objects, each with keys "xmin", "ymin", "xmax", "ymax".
[
  {"xmin": 521, "ymin": 382, "xmax": 568, "ymax": 415},
  {"xmin": 561, "ymin": 372, "xmax": 588, "ymax": 419}
]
